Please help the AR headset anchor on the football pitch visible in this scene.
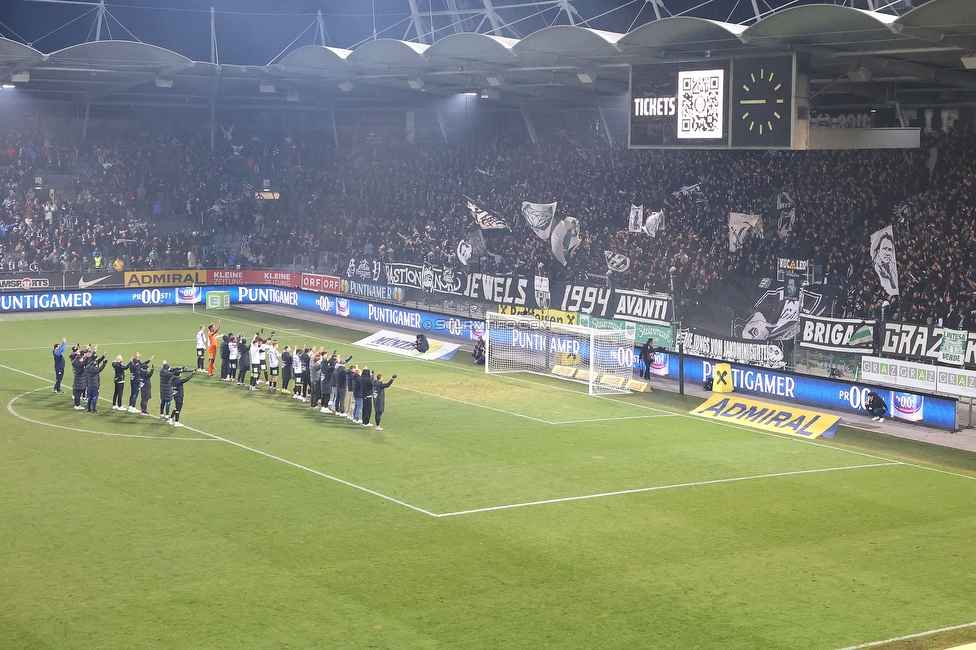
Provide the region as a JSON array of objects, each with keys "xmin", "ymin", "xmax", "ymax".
[{"xmin": 2, "ymin": 306, "xmax": 976, "ymax": 649}]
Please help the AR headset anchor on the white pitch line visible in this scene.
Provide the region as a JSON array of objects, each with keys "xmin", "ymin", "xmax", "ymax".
[
  {"xmin": 832, "ymin": 619, "xmax": 976, "ymax": 650},
  {"xmin": 174, "ymin": 422, "xmax": 439, "ymax": 517},
  {"xmin": 553, "ymin": 414, "xmax": 677, "ymax": 425},
  {"xmin": 0, "ymin": 339, "xmax": 189, "ymax": 352},
  {"xmin": 7, "ymin": 388, "xmax": 215, "ymax": 441},
  {"xmin": 0, "ymin": 363, "xmax": 438, "ymax": 516},
  {"xmin": 433, "ymin": 462, "xmax": 901, "ymax": 518},
  {"xmin": 395, "ymin": 385, "xmax": 555, "ymax": 424}
]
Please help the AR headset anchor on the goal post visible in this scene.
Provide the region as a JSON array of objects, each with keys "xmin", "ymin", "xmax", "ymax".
[{"xmin": 485, "ymin": 312, "xmax": 636, "ymax": 395}]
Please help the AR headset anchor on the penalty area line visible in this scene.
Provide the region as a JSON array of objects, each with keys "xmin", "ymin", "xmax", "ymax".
[
  {"xmin": 433, "ymin": 462, "xmax": 900, "ymax": 518},
  {"xmin": 832, "ymin": 619, "xmax": 976, "ymax": 650}
]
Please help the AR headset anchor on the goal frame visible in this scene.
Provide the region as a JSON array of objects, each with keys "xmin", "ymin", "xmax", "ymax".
[{"xmin": 484, "ymin": 312, "xmax": 635, "ymax": 395}]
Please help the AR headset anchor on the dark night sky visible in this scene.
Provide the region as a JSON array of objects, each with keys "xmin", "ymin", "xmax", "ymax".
[{"xmin": 0, "ymin": 0, "xmax": 923, "ymax": 66}]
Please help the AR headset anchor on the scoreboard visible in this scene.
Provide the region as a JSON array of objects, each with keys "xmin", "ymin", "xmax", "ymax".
[{"xmin": 629, "ymin": 55, "xmax": 796, "ymax": 149}]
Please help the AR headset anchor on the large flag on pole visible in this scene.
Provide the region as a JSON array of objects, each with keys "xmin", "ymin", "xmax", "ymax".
[
  {"xmin": 728, "ymin": 212, "xmax": 763, "ymax": 251},
  {"xmin": 521, "ymin": 201, "xmax": 558, "ymax": 240},
  {"xmin": 643, "ymin": 210, "xmax": 663, "ymax": 237},
  {"xmin": 466, "ymin": 198, "xmax": 510, "ymax": 230},
  {"xmin": 870, "ymin": 225, "xmax": 899, "ymax": 296},
  {"xmin": 550, "ymin": 217, "xmax": 581, "ymax": 266},
  {"xmin": 628, "ymin": 204, "xmax": 644, "ymax": 233}
]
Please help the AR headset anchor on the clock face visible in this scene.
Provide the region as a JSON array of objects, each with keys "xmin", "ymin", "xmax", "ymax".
[{"xmin": 731, "ymin": 57, "xmax": 794, "ymax": 148}]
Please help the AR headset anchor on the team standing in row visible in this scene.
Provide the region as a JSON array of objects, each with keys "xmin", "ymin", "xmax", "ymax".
[{"xmin": 52, "ymin": 320, "xmax": 398, "ymax": 431}]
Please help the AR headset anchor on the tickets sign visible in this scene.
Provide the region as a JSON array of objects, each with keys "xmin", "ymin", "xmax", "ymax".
[{"xmin": 690, "ymin": 394, "xmax": 841, "ymax": 439}]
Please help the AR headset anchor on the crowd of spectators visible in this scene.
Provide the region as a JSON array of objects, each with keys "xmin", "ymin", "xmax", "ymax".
[{"xmin": 2, "ymin": 113, "xmax": 975, "ymax": 329}]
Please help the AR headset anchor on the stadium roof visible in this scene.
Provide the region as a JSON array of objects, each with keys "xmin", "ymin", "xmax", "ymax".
[{"xmin": 1, "ymin": 0, "xmax": 975, "ymax": 113}]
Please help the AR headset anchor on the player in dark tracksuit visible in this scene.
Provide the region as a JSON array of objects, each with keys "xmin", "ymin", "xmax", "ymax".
[
  {"xmin": 128, "ymin": 355, "xmax": 142, "ymax": 411},
  {"xmin": 52, "ymin": 337, "xmax": 67, "ymax": 394},
  {"xmin": 71, "ymin": 349, "xmax": 89, "ymax": 409},
  {"xmin": 84, "ymin": 353, "xmax": 107, "ymax": 412},
  {"xmin": 219, "ymin": 335, "xmax": 230, "ymax": 380},
  {"xmin": 280, "ymin": 346, "xmax": 293, "ymax": 392},
  {"xmin": 111, "ymin": 355, "xmax": 130, "ymax": 409},
  {"xmin": 371, "ymin": 374, "xmax": 396, "ymax": 431},
  {"xmin": 359, "ymin": 367, "xmax": 373, "ymax": 426},
  {"xmin": 139, "ymin": 362, "xmax": 155, "ymax": 416},
  {"xmin": 170, "ymin": 368, "xmax": 195, "ymax": 426},
  {"xmin": 236, "ymin": 335, "xmax": 249, "ymax": 386},
  {"xmin": 300, "ymin": 349, "xmax": 311, "ymax": 398},
  {"xmin": 333, "ymin": 361, "xmax": 348, "ymax": 416},
  {"xmin": 159, "ymin": 363, "xmax": 175, "ymax": 420}
]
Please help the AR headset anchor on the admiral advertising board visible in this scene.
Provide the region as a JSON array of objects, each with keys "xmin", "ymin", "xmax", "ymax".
[
  {"xmin": 647, "ymin": 353, "xmax": 955, "ymax": 430},
  {"xmin": 124, "ymin": 270, "xmax": 208, "ymax": 288}
]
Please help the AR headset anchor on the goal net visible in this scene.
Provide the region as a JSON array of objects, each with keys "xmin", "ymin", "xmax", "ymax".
[{"xmin": 485, "ymin": 312, "xmax": 636, "ymax": 395}]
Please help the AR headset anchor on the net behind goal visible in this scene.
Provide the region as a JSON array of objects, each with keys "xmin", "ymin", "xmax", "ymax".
[{"xmin": 485, "ymin": 312, "xmax": 636, "ymax": 395}]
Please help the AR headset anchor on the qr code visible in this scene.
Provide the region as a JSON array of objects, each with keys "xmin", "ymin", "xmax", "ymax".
[{"xmin": 677, "ymin": 69, "xmax": 724, "ymax": 139}]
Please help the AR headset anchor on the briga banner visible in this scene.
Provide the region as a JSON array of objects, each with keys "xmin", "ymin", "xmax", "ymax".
[
  {"xmin": 798, "ymin": 314, "xmax": 875, "ymax": 353},
  {"xmin": 690, "ymin": 393, "xmax": 841, "ymax": 439}
]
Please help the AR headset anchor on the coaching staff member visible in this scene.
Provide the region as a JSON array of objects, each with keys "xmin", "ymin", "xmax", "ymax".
[{"xmin": 52, "ymin": 336, "xmax": 67, "ymax": 394}]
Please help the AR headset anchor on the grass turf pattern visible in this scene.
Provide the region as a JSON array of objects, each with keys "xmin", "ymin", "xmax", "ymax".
[{"xmin": 1, "ymin": 307, "xmax": 975, "ymax": 649}]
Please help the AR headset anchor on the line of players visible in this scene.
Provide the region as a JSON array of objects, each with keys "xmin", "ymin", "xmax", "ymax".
[
  {"xmin": 53, "ymin": 337, "xmax": 195, "ymax": 426},
  {"xmin": 197, "ymin": 324, "xmax": 396, "ymax": 431}
]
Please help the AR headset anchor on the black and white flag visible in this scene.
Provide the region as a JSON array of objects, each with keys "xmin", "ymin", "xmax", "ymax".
[
  {"xmin": 729, "ymin": 212, "xmax": 763, "ymax": 252},
  {"xmin": 628, "ymin": 204, "xmax": 644, "ymax": 233},
  {"xmin": 466, "ymin": 198, "xmax": 509, "ymax": 230},
  {"xmin": 775, "ymin": 191, "xmax": 796, "ymax": 238},
  {"xmin": 456, "ymin": 240, "xmax": 472, "ymax": 266},
  {"xmin": 551, "ymin": 217, "xmax": 581, "ymax": 266},
  {"xmin": 605, "ymin": 251, "xmax": 631, "ymax": 273},
  {"xmin": 644, "ymin": 210, "xmax": 663, "ymax": 238},
  {"xmin": 870, "ymin": 225, "xmax": 899, "ymax": 296},
  {"xmin": 521, "ymin": 201, "xmax": 558, "ymax": 240}
]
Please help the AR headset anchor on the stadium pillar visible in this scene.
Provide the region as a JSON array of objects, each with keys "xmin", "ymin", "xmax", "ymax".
[
  {"xmin": 597, "ymin": 104, "xmax": 613, "ymax": 147},
  {"xmin": 670, "ymin": 266, "xmax": 684, "ymax": 396},
  {"xmin": 521, "ymin": 106, "xmax": 538, "ymax": 144}
]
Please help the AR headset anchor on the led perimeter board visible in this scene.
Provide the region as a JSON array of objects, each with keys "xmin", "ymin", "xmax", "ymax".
[{"xmin": 629, "ymin": 55, "xmax": 795, "ymax": 150}]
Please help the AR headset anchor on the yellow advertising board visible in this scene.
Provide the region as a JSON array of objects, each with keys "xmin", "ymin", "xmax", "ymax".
[
  {"xmin": 124, "ymin": 270, "xmax": 208, "ymax": 288},
  {"xmin": 625, "ymin": 379, "xmax": 651, "ymax": 393},
  {"xmin": 690, "ymin": 394, "xmax": 841, "ymax": 439},
  {"xmin": 551, "ymin": 365, "xmax": 578, "ymax": 378},
  {"xmin": 497, "ymin": 304, "xmax": 578, "ymax": 326}
]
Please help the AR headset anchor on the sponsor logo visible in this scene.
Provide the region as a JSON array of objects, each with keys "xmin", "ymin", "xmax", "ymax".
[
  {"xmin": 235, "ymin": 287, "xmax": 299, "ymax": 306},
  {"xmin": 316, "ymin": 295, "xmax": 333, "ymax": 312},
  {"xmin": 304, "ymin": 273, "xmax": 341, "ymax": 293},
  {"xmin": 690, "ymin": 394, "xmax": 841, "ymax": 439},
  {"xmin": 336, "ymin": 298, "xmax": 350, "ymax": 317},
  {"xmin": 353, "ymin": 329, "xmax": 460, "ymax": 361},
  {"xmin": 125, "ymin": 270, "xmax": 207, "ymax": 288},
  {"xmin": 0, "ymin": 277, "xmax": 51, "ymax": 291},
  {"xmin": 892, "ymin": 392, "xmax": 924, "ymax": 421},
  {"xmin": 175, "ymin": 287, "xmax": 202, "ymax": 304},
  {"xmin": 77, "ymin": 275, "xmax": 112, "ymax": 290}
]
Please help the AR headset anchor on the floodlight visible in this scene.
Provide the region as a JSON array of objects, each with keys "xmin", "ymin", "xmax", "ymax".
[{"xmin": 259, "ymin": 84, "xmax": 276, "ymax": 93}]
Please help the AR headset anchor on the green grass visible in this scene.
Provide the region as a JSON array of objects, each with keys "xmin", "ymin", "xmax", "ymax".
[{"xmin": 2, "ymin": 306, "xmax": 976, "ymax": 649}]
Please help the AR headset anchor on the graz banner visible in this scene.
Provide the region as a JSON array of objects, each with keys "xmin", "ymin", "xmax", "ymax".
[
  {"xmin": 300, "ymin": 272, "xmax": 341, "ymax": 294},
  {"xmin": 860, "ymin": 356, "xmax": 938, "ymax": 393},
  {"xmin": 680, "ymin": 327, "xmax": 786, "ymax": 368},
  {"xmin": 881, "ymin": 321, "xmax": 976, "ymax": 368},
  {"xmin": 340, "ymin": 277, "xmax": 405, "ymax": 303},
  {"xmin": 124, "ymin": 270, "xmax": 208, "ymax": 288},
  {"xmin": 798, "ymin": 314, "xmax": 875, "ymax": 353},
  {"xmin": 0, "ymin": 271, "xmax": 122, "ymax": 292},
  {"xmin": 207, "ymin": 270, "xmax": 300, "ymax": 287}
]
